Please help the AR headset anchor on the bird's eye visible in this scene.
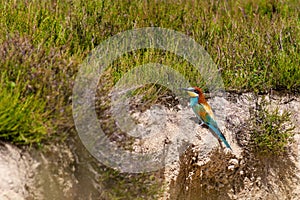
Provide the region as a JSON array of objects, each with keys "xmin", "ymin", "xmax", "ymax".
[{"xmin": 194, "ymin": 89, "xmax": 199, "ymax": 94}]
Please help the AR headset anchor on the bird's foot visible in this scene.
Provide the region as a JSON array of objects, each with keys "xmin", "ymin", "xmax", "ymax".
[
  {"xmin": 199, "ymin": 122, "xmax": 209, "ymax": 128},
  {"xmin": 199, "ymin": 121, "xmax": 204, "ymax": 126},
  {"xmin": 199, "ymin": 121, "xmax": 208, "ymax": 128}
]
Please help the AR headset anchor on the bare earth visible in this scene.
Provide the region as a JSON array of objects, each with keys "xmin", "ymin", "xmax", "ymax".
[{"xmin": 0, "ymin": 93, "xmax": 299, "ymax": 200}]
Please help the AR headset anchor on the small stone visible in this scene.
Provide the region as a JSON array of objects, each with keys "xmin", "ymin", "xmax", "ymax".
[
  {"xmin": 229, "ymin": 159, "xmax": 239, "ymax": 167},
  {"xmin": 240, "ymin": 159, "xmax": 245, "ymax": 165},
  {"xmin": 244, "ymin": 177, "xmax": 250, "ymax": 182},
  {"xmin": 177, "ymin": 104, "xmax": 182, "ymax": 110},
  {"xmin": 228, "ymin": 165, "xmax": 235, "ymax": 171}
]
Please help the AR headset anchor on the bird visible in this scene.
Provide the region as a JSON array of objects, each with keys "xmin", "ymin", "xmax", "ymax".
[{"xmin": 180, "ymin": 87, "xmax": 232, "ymax": 150}]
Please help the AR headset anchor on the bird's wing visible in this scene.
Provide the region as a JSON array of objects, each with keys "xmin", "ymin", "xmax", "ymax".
[
  {"xmin": 193, "ymin": 103, "xmax": 218, "ymax": 127},
  {"xmin": 192, "ymin": 104, "xmax": 206, "ymax": 122},
  {"xmin": 201, "ymin": 103, "xmax": 216, "ymax": 122},
  {"xmin": 192, "ymin": 103, "xmax": 232, "ymax": 149}
]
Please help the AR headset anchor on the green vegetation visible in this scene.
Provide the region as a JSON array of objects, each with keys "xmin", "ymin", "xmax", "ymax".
[
  {"xmin": 99, "ymin": 168, "xmax": 163, "ymax": 200},
  {"xmin": 0, "ymin": 73, "xmax": 48, "ymax": 145},
  {"xmin": 0, "ymin": 0, "xmax": 298, "ymax": 199},
  {"xmin": 0, "ymin": 0, "xmax": 299, "ymax": 145},
  {"xmin": 249, "ymin": 97, "xmax": 295, "ymax": 155},
  {"xmin": 0, "ymin": 34, "xmax": 77, "ymax": 145}
]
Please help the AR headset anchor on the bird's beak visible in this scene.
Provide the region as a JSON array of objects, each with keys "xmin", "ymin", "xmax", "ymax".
[{"xmin": 179, "ymin": 87, "xmax": 193, "ymax": 91}]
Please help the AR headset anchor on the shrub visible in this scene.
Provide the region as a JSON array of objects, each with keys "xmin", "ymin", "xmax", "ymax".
[
  {"xmin": 249, "ymin": 97, "xmax": 295, "ymax": 155},
  {"xmin": 0, "ymin": 74, "xmax": 49, "ymax": 145}
]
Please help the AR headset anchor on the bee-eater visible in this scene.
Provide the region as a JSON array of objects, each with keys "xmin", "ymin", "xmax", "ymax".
[{"xmin": 181, "ymin": 87, "xmax": 232, "ymax": 150}]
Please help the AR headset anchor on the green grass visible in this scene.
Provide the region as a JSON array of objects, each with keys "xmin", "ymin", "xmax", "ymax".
[
  {"xmin": 0, "ymin": 0, "xmax": 298, "ymax": 198},
  {"xmin": 249, "ymin": 97, "xmax": 295, "ymax": 155},
  {"xmin": 99, "ymin": 168, "xmax": 163, "ymax": 200},
  {"xmin": 0, "ymin": 73, "xmax": 49, "ymax": 145},
  {"xmin": 0, "ymin": 33, "xmax": 77, "ymax": 144},
  {"xmin": 1, "ymin": 0, "xmax": 299, "ymax": 93},
  {"xmin": 0, "ymin": 0, "xmax": 298, "ymax": 160}
]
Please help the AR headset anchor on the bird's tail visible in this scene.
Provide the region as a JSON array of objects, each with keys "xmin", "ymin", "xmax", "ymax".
[{"xmin": 208, "ymin": 125, "xmax": 232, "ymax": 150}]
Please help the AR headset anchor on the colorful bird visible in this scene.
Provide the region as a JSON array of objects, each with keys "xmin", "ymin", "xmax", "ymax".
[{"xmin": 180, "ymin": 87, "xmax": 232, "ymax": 150}]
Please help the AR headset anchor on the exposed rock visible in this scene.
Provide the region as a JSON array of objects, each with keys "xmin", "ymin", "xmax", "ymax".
[
  {"xmin": 29, "ymin": 142, "xmax": 77, "ymax": 200},
  {"xmin": 0, "ymin": 140, "xmax": 101, "ymax": 200},
  {"xmin": 0, "ymin": 143, "xmax": 35, "ymax": 200},
  {"xmin": 0, "ymin": 93, "xmax": 299, "ymax": 199},
  {"xmin": 127, "ymin": 93, "xmax": 300, "ymax": 200}
]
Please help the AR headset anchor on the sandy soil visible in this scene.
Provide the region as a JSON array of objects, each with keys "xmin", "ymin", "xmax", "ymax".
[{"xmin": 0, "ymin": 93, "xmax": 299, "ymax": 200}]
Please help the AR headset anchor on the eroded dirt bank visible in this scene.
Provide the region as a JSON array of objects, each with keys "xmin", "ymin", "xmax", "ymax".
[
  {"xmin": 0, "ymin": 93, "xmax": 299, "ymax": 200},
  {"xmin": 127, "ymin": 93, "xmax": 300, "ymax": 199}
]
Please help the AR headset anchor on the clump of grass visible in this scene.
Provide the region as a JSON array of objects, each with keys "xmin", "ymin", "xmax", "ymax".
[
  {"xmin": 249, "ymin": 97, "xmax": 295, "ymax": 155},
  {"xmin": 99, "ymin": 167, "xmax": 163, "ymax": 200},
  {"xmin": 0, "ymin": 34, "xmax": 78, "ymax": 143},
  {"xmin": 0, "ymin": 74, "xmax": 49, "ymax": 145}
]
